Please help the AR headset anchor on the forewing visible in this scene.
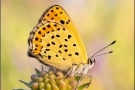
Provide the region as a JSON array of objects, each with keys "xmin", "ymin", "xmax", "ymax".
[{"xmin": 37, "ymin": 5, "xmax": 88, "ymax": 62}]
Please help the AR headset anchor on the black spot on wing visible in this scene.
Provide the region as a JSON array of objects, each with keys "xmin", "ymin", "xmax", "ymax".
[
  {"xmin": 56, "ymin": 54, "xmax": 58, "ymax": 57},
  {"xmin": 47, "ymin": 14, "xmax": 49, "ymax": 16},
  {"xmin": 35, "ymin": 45, "xmax": 38, "ymax": 47},
  {"xmin": 59, "ymin": 44, "xmax": 62, "ymax": 48},
  {"xmin": 56, "ymin": 34, "xmax": 60, "ymax": 37},
  {"xmin": 51, "ymin": 35, "xmax": 54, "ymax": 39},
  {"xmin": 57, "ymin": 28, "xmax": 60, "ymax": 31},
  {"xmin": 73, "ymin": 44, "xmax": 76, "ymax": 46},
  {"xmin": 64, "ymin": 39, "xmax": 68, "ymax": 42},
  {"xmin": 52, "ymin": 30, "xmax": 54, "ymax": 32},
  {"xmin": 63, "ymin": 58, "xmax": 66, "ymax": 60},
  {"xmin": 55, "ymin": 14, "xmax": 58, "ymax": 16},
  {"xmin": 54, "ymin": 24, "xmax": 57, "ymax": 27},
  {"xmin": 68, "ymin": 35, "xmax": 72, "ymax": 39},
  {"xmin": 56, "ymin": 7, "xmax": 59, "ymax": 10},
  {"xmin": 60, "ymin": 12, "xmax": 63, "ymax": 14},
  {"xmin": 51, "ymin": 17, "xmax": 54, "ymax": 20},
  {"xmin": 66, "ymin": 21, "xmax": 69, "ymax": 24},
  {"xmin": 60, "ymin": 20, "xmax": 65, "ymax": 24},
  {"xmin": 38, "ymin": 31, "xmax": 41, "ymax": 34},
  {"xmin": 64, "ymin": 45, "xmax": 68, "ymax": 47},
  {"xmin": 42, "ymin": 27, "xmax": 46, "ymax": 30},
  {"xmin": 45, "ymin": 49, "xmax": 50, "ymax": 51},
  {"xmin": 64, "ymin": 49, "xmax": 68, "ymax": 52},
  {"xmin": 35, "ymin": 37, "xmax": 38, "ymax": 41},
  {"xmin": 44, "ymin": 51, "xmax": 46, "ymax": 53},
  {"xmin": 47, "ymin": 24, "xmax": 50, "ymax": 28},
  {"xmin": 68, "ymin": 54, "xmax": 72, "ymax": 56},
  {"xmin": 58, "ymin": 50, "xmax": 62, "ymax": 54},
  {"xmin": 75, "ymin": 52, "xmax": 79, "ymax": 56},
  {"xmin": 51, "ymin": 42, "xmax": 55, "ymax": 45},
  {"xmin": 50, "ymin": 10, "xmax": 53, "ymax": 12},
  {"xmin": 47, "ymin": 43, "xmax": 50, "ymax": 47},
  {"xmin": 63, "ymin": 28, "xmax": 65, "ymax": 31},
  {"xmin": 48, "ymin": 55, "xmax": 51, "ymax": 60},
  {"xmin": 47, "ymin": 31, "xmax": 50, "ymax": 34}
]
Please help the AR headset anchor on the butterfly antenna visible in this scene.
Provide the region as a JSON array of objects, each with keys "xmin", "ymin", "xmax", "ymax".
[
  {"xmin": 90, "ymin": 40, "xmax": 116, "ymax": 59},
  {"xmin": 92, "ymin": 51, "xmax": 113, "ymax": 58}
]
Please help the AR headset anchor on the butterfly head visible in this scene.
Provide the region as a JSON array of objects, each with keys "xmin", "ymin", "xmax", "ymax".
[{"xmin": 88, "ymin": 58, "xmax": 96, "ymax": 66}]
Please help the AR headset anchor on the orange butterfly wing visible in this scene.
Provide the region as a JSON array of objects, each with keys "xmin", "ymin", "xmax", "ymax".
[
  {"xmin": 38, "ymin": 5, "xmax": 88, "ymax": 62},
  {"xmin": 28, "ymin": 5, "xmax": 88, "ymax": 70}
]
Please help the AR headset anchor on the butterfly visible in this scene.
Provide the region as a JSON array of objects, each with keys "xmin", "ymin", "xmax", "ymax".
[{"xmin": 28, "ymin": 4, "xmax": 116, "ymax": 88}]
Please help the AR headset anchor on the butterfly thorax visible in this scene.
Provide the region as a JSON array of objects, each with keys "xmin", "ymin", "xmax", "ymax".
[{"xmin": 69, "ymin": 58, "xmax": 95, "ymax": 76}]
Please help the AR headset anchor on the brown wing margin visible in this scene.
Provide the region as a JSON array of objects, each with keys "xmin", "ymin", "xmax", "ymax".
[{"xmin": 38, "ymin": 5, "xmax": 60, "ymax": 24}]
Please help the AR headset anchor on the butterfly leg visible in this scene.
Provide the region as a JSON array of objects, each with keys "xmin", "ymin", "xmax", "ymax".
[
  {"xmin": 85, "ymin": 74, "xmax": 92, "ymax": 88},
  {"xmin": 75, "ymin": 74, "xmax": 84, "ymax": 90},
  {"xmin": 63, "ymin": 65, "xmax": 75, "ymax": 79}
]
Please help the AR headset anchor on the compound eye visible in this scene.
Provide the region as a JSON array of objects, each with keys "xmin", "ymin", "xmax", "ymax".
[{"xmin": 93, "ymin": 59, "xmax": 96, "ymax": 63}]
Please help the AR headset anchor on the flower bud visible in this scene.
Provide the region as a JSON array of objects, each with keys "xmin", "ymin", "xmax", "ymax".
[
  {"xmin": 38, "ymin": 82, "xmax": 45, "ymax": 89},
  {"xmin": 31, "ymin": 82, "xmax": 39, "ymax": 90},
  {"xmin": 40, "ymin": 70, "xmax": 46, "ymax": 77},
  {"xmin": 31, "ymin": 74, "xmax": 38, "ymax": 82},
  {"xmin": 52, "ymin": 84, "xmax": 59, "ymax": 90},
  {"xmin": 49, "ymin": 74, "xmax": 56, "ymax": 79},
  {"xmin": 59, "ymin": 80, "xmax": 67, "ymax": 90},
  {"xmin": 45, "ymin": 83, "xmax": 51, "ymax": 90},
  {"xmin": 49, "ymin": 78, "xmax": 56, "ymax": 85},
  {"xmin": 43, "ymin": 77, "xmax": 49, "ymax": 84},
  {"xmin": 37, "ymin": 77, "xmax": 43, "ymax": 83}
]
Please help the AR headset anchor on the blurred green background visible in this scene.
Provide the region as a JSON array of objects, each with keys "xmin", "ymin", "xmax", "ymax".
[{"xmin": 1, "ymin": 0, "xmax": 134, "ymax": 90}]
